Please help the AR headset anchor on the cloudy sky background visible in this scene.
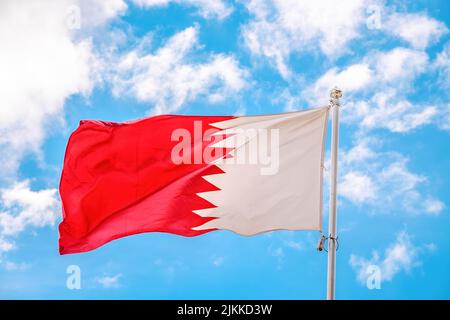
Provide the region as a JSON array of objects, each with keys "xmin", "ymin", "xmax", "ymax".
[{"xmin": 0, "ymin": 0, "xmax": 449, "ymax": 298}]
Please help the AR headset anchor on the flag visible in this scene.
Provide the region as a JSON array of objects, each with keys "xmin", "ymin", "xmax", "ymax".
[{"xmin": 59, "ymin": 107, "xmax": 329, "ymax": 254}]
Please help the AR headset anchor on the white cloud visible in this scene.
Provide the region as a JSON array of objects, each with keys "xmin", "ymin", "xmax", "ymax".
[
  {"xmin": 0, "ymin": 0, "xmax": 127, "ymax": 258},
  {"xmin": 305, "ymin": 47, "xmax": 435, "ymax": 133},
  {"xmin": 305, "ymin": 63, "xmax": 373, "ymax": 101},
  {"xmin": 96, "ymin": 274, "xmax": 122, "ymax": 288},
  {"xmin": 0, "ymin": 181, "xmax": 59, "ymax": 236},
  {"xmin": 241, "ymin": 1, "xmax": 447, "ymax": 84},
  {"xmin": 271, "ymin": 247, "xmax": 284, "ymax": 257},
  {"xmin": 284, "ymin": 240, "xmax": 302, "ymax": 251},
  {"xmin": 341, "ymin": 139, "xmax": 376, "ymax": 163},
  {"xmin": 292, "ymin": 10, "xmax": 448, "ymax": 135},
  {"xmin": 0, "ymin": 0, "xmax": 127, "ymax": 177},
  {"xmin": 77, "ymin": 0, "xmax": 127, "ymax": 27},
  {"xmin": 305, "ymin": 47, "xmax": 427, "ymax": 95},
  {"xmin": 270, "ymin": 88, "xmax": 303, "ymax": 112},
  {"xmin": 212, "ymin": 256, "xmax": 225, "ymax": 267},
  {"xmin": 0, "ymin": 238, "xmax": 14, "ymax": 253},
  {"xmin": 112, "ymin": 26, "xmax": 247, "ymax": 114},
  {"xmin": 438, "ymin": 104, "xmax": 450, "ymax": 131},
  {"xmin": 241, "ymin": 0, "xmax": 370, "ymax": 78},
  {"xmin": 350, "ymin": 231, "xmax": 419, "ymax": 283},
  {"xmin": 385, "ymin": 13, "xmax": 447, "ymax": 49},
  {"xmin": 423, "ymin": 198, "xmax": 445, "ymax": 215},
  {"xmin": 132, "ymin": 0, "xmax": 232, "ymax": 20},
  {"xmin": 0, "ymin": 1, "xmax": 99, "ymax": 175},
  {"xmin": 337, "ymin": 139, "xmax": 444, "ymax": 215},
  {"xmin": 1, "ymin": 260, "xmax": 29, "ymax": 271},
  {"xmin": 424, "ymin": 243, "xmax": 438, "ymax": 252},
  {"xmin": 358, "ymin": 90, "xmax": 437, "ymax": 133},
  {"xmin": 340, "ymin": 171, "xmax": 377, "ymax": 203},
  {"xmin": 372, "ymin": 48, "xmax": 428, "ymax": 84},
  {"xmin": 152, "ymin": 258, "xmax": 186, "ymax": 281},
  {"xmin": 355, "ymin": 48, "xmax": 423, "ymax": 88},
  {"xmin": 381, "ymin": 160, "xmax": 442, "ymax": 215},
  {"xmin": 0, "ymin": 180, "xmax": 59, "ymax": 253},
  {"xmin": 268, "ymin": 245, "xmax": 284, "ymax": 270},
  {"xmin": 435, "ymin": 43, "xmax": 450, "ymax": 89}
]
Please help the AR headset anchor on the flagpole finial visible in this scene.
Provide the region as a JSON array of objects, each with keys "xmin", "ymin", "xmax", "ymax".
[{"xmin": 330, "ymin": 87, "xmax": 342, "ymax": 100}]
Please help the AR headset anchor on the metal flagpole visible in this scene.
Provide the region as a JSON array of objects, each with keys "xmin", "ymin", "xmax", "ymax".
[{"xmin": 327, "ymin": 87, "xmax": 342, "ymax": 300}]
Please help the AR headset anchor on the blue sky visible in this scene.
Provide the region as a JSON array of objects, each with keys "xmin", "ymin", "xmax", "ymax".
[{"xmin": 0, "ymin": 0, "xmax": 450, "ymax": 299}]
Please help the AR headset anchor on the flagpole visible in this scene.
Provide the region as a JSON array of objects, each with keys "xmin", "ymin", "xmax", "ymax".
[{"xmin": 327, "ymin": 87, "xmax": 342, "ymax": 300}]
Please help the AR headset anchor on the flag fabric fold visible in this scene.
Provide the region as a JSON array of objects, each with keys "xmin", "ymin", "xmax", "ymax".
[{"xmin": 59, "ymin": 107, "xmax": 329, "ymax": 254}]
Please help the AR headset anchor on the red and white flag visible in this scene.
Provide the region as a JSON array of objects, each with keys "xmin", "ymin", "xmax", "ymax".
[{"xmin": 59, "ymin": 107, "xmax": 329, "ymax": 254}]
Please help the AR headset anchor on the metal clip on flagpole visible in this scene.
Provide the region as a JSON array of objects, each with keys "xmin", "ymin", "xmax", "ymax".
[{"xmin": 327, "ymin": 87, "xmax": 341, "ymax": 300}]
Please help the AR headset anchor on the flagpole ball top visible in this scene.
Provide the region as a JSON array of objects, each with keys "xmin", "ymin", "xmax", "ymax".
[{"xmin": 330, "ymin": 87, "xmax": 342, "ymax": 99}]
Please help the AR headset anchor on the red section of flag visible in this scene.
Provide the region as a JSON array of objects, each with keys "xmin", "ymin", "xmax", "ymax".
[{"xmin": 58, "ymin": 115, "xmax": 234, "ymax": 254}]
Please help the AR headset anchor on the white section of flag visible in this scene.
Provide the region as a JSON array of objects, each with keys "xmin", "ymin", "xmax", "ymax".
[{"xmin": 192, "ymin": 106, "xmax": 330, "ymax": 235}]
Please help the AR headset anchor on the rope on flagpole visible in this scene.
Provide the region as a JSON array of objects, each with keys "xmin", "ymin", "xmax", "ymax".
[{"xmin": 317, "ymin": 234, "xmax": 339, "ymax": 253}]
